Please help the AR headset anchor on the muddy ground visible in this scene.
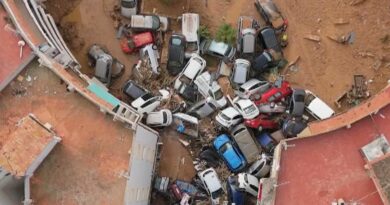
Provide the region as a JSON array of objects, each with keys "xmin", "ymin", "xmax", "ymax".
[
  {"xmin": 0, "ymin": 61, "xmax": 132, "ymax": 204},
  {"xmin": 39, "ymin": 0, "xmax": 390, "ymax": 203}
]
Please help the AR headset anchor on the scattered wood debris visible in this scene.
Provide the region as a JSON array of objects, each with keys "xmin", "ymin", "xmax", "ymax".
[
  {"xmin": 350, "ymin": 0, "xmax": 367, "ymax": 6},
  {"xmin": 304, "ymin": 34, "xmax": 321, "ymax": 42},
  {"xmin": 327, "ymin": 32, "xmax": 355, "ymax": 44},
  {"xmin": 334, "ymin": 18, "xmax": 350, "ymax": 25}
]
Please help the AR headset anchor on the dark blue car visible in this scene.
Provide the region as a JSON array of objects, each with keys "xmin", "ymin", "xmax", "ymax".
[
  {"xmin": 226, "ymin": 176, "xmax": 245, "ymax": 205},
  {"xmin": 256, "ymin": 132, "xmax": 276, "ymax": 153},
  {"xmin": 213, "ymin": 134, "xmax": 247, "ymax": 172}
]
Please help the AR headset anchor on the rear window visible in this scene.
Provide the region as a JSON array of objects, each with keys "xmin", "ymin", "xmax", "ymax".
[
  {"xmin": 220, "ymin": 113, "xmax": 231, "ymax": 121},
  {"xmin": 295, "ymin": 95, "xmax": 305, "ymax": 102},
  {"xmin": 214, "ymin": 89, "xmax": 224, "ymax": 100},
  {"xmin": 141, "ymin": 93, "xmax": 153, "ymax": 100},
  {"xmin": 121, "ymin": 0, "xmax": 136, "ymax": 8},
  {"xmin": 211, "ymin": 188, "xmax": 224, "ymax": 199},
  {"xmin": 172, "ymin": 38, "xmax": 182, "ymax": 45},
  {"xmin": 163, "ymin": 112, "xmax": 167, "ymax": 122}
]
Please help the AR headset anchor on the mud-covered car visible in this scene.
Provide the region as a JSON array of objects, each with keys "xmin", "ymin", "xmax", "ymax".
[{"xmin": 255, "ymin": 0, "xmax": 288, "ymax": 32}]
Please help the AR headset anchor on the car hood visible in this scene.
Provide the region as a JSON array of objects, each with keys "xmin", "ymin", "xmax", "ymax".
[{"xmin": 223, "ymin": 148, "xmax": 243, "ymax": 170}]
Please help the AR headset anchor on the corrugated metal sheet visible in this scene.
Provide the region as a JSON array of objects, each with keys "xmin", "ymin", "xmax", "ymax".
[{"xmin": 124, "ymin": 125, "xmax": 159, "ymax": 205}]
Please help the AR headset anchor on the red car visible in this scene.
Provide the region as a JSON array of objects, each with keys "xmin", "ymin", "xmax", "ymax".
[
  {"xmin": 120, "ymin": 32, "xmax": 154, "ymax": 54},
  {"xmin": 244, "ymin": 114, "xmax": 279, "ymax": 131},
  {"xmin": 253, "ymin": 80, "xmax": 292, "ymax": 105}
]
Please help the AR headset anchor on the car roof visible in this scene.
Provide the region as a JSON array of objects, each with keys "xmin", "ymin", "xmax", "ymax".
[
  {"xmin": 233, "ymin": 62, "xmax": 249, "ymax": 83},
  {"xmin": 146, "ymin": 110, "xmax": 169, "ymax": 125},
  {"xmin": 123, "ymin": 81, "xmax": 146, "ymax": 98},
  {"xmin": 236, "ymin": 99, "xmax": 253, "ymax": 109},
  {"xmin": 201, "ymin": 168, "xmax": 222, "ymax": 192},
  {"xmin": 222, "ymin": 107, "xmax": 240, "ymax": 118},
  {"xmin": 131, "ymin": 93, "xmax": 153, "ymax": 108},
  {"xmin": 183, "ymin": 56, "xmax": 204, "ymax": 78},
  {"xmin": 223, "ymin": 147, "xmax": 243, "ymax": 169},
  {"xmin": 182, "ymin": 13, "xmax": 199, "ymax": 42},
  {"xmin": 307, "ymin": 97, "xmax": 335, "ymax": 119},
  {"xmin": 260, "ymin": 27, "xmax": 280, "ymax": 51},
  {"xmin": 132, "ymin": 32, "xmax": 153, "ymax": 46},
  {"xmin": 209, "ymin": 40, "xmax": 229, "ymax": 54},
  {"xmin": 242, "ymin": 29, "xmax": 256, "ymax": 53}
]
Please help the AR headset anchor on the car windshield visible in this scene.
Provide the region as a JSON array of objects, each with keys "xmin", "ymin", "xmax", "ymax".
[
  {"xmin": 172, "ymin": 38, "xmax": 182, "ymax": 45},
  {"xmin": 220, "ymin": 112, "xmax": 231, "ymax": 121},
  {"xmin": 152, "ymin": 16, "xmax": 160, "ymax": 29},
  {"xmin": 163, "ymin": 112, "xmax": 167, "ymax": 122},
  {"xmin": 220, "ymin": 143, "xmax": 232, "ymax": 153},
  {"xmin": 244, "ymin": 105, "xmax": 256, "ymax": 113},
  {"xmin": 121, "ymin": 0, "xmax": 136, "ymax": 8},
  {"xmin": 211, "ymin": 188, "xmax": 224, "ymax": 199},
  {"xmin": 179, "ymin": 74, "xmax": 192, "ymax": 85},
  {"xmin": 128, "ymin": 40, "xmax": 136, "ymax": 49},
  {"xmin": 214, "ymin": 89, "xmax": 224, "ymax": 100},
  {"xmin": 141, "ymin": 93, "xmax": 153, "ymax": 100},
  {"xmin": 305, "ymin": 93, "xmax": 316, "ymax": 105}
]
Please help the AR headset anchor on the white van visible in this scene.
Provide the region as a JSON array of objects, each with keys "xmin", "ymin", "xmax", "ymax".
[
  {"xmin": 140, "ymin": 44, "xmax": 160, "ymax": 74},
  {"xmin": 194, "ymin": 71, "xmax": 227, "ymax": 108},
  {"xmin": 305, "ymin": 90, "xmax": 335, "ymax": 120},
  {"xmin": 182, "ymin": 13, "xmax": 200, "ymax": 57}
]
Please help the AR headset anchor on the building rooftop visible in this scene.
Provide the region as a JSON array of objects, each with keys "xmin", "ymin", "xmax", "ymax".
[
  {"xmin": 274, "ymin": 104, "xmax": 390, "ymax": 205},
  {"xmin": 0, "ymin": 6, "xmax": 34, "ymax": 91},
  {"xmin": 0, "ymin": 115, "xmax": 55, "ymax": 177}
]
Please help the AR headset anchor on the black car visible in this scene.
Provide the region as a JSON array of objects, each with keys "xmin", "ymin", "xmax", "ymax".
[
  {"xmin": 122, "ymin": 80, "xmax": 148, "ymax": 100},
  {"xmin": 259, "ymin": 27, "xmax": 282, "ymax": 53},
  {"xmin": 252, "ymin": 50, "xmax": 274, "ymax": 73},
  {"xmin": 167, "ymin": 34, "xmax": 186, "ymax": 75},
  {"xmin": 289, "ymin": 89, "xmax": 306, "ymax": 117}
]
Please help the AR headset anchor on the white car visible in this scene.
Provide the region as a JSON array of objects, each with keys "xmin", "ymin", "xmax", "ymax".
[
  {"xmin": 131, "ymin": 93, "xmax": 161, "ymax": 114},
  {"xmin": 305, "ymin": 90, "xmax": 335, "ymax": 120},
  {"xmin": 140, "ymin": 44, "xmax": 159, "ymax": 74},
  {"xmin": 174, "ymin": 54, "xmax": 206, "ymax": 94},
  {"xmin": 146, "ymin": 109, "xmax": 172, "ymax": 127},
  {"xmin": 121, "ymin": 0, "xmax": 137, "ymax": 18},
  {"xmin": 233, "ymin": 98, "xmax": 259, "ymax": 119},
  {"xmin": 230, "ymin": 59, "xmax": 250, "ymax": 89},
  {"xmin": 247, "ymin": 154, "xmax": 271, "ymax": 178},
  {"xmin": 215, "ymin": 107, "xmax": 243, "ymax": 129},
  {"xmin": 198, "ymin": 168, "xmax": 224, "ymax": 205},
  {"xmin": 235, "ymin": 79, "xmax": 270, "ymax": 99},
  {"xmin": 194, "ymin": 71, "xmax": 227, "ymax": 108},
  {"xmin": 237, "ymin": 173, "xmax": 259, "ymax": 197}
]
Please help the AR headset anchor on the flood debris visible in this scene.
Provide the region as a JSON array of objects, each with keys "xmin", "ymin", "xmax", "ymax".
[
  {"xmin": 350, "ymin": 0, "xmax": 367, "ymax": 6},
  {"xmin": 333, "ymin": 18, "xmax": 350, "ymax": 25},
  {"xmin": 334, "ymin": 75, "xmax": 370, "ymax": 108},
  {"xmin": 327, "ymin": 32, "xmax": 355, "ymax": 44},
  {"xmin": 304, "ymin": 34, "xmax": 321, "ymax": 42}
]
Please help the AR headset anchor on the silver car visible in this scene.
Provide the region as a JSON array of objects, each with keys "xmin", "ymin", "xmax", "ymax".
[
  {"xmin": 235, "ymin": 79, "xmax": 270, "ymax": 99},
  {"xmin": 230, "ymin": 59, "xmax": 250, "ymax": 89},
  {"xmin": 121, "ymin": 0, "xmax": 137, "ymax": 18},
  {"xmin": 247, "ymin": 154, "xmax": 271, "ymax": 178},
  {"xmin": 237, "ymin": 16, "xmax": 257, "ymax": 55}
]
